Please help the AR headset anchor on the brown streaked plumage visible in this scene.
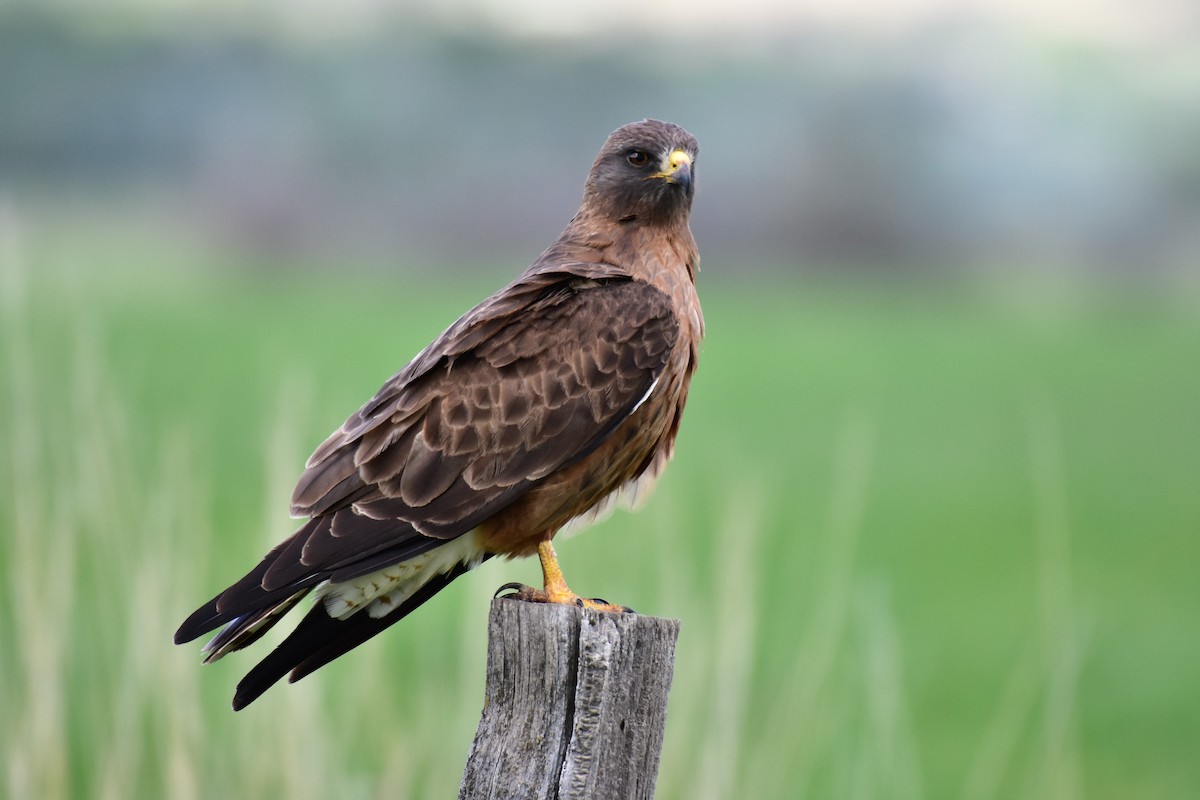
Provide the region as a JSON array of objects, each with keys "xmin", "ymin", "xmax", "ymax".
[{"xmin": 174, "ymin": 119, "xmax": 703, "ymax": 710}]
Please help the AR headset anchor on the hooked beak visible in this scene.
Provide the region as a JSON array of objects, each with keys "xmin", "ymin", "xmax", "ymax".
[{"xmin": 650, "ymin": 149, "xmax": 693, "ymax": 189}]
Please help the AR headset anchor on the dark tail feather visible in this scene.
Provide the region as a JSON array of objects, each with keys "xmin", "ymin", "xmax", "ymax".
[
  {"xmin": 175, "ymin": 594, "xmax": 227, "ymax": 645},
  {"xmin": 175, "ymin": 572, "xmax": 324, "ymax": 646},
  {"xmin": 200, "ymin": 589, "xmax": 312, "ymax": 662},
  {"xmin": 176, "ymin": 580, "xmax": 318, "ymax": 646},
  {"xmin": 231, "ymin": 557, "xmax": 488, "ymax": 711},
  {"xmin": 174, "ymin": 523, "xmax": 325, "ymax": 646}
]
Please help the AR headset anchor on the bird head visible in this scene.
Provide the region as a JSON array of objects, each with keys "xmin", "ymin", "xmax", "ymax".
[{"xmin": 583, "ymin": 119, "xmax": 699, "ymax": 226}]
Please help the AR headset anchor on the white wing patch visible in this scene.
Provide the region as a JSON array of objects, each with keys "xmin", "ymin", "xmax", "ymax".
[
  {"xmin": 317, "ymin": 529, "xmax": 486, "ymax": 620},
  {"xmin": 630, "ymin": 376, "xmax": 661, "ymax": 414}
]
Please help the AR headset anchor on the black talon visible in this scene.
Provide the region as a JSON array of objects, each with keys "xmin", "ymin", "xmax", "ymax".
[
  {"xmin": 494, "ymin": 582, "xmax": 529, "ymax": 599},
  {"xmin": 584, "ymin": 596, "xmax": 635, "ymax": 613}
]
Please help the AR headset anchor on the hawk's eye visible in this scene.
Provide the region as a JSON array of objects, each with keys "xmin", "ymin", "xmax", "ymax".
[{"xmin": 626, "ymin": 150, "xmax": 651, "ymax": 167}]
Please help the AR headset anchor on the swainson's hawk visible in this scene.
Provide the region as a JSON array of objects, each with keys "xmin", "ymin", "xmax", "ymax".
[{"xmin": 175, "ymin": 119, "xmax": 703, "ymax": 710}]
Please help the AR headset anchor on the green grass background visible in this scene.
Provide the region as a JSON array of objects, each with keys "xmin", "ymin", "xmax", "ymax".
[{"xmin": 2, "ymin": 242, "xmax": 1197, "ymax": 799}]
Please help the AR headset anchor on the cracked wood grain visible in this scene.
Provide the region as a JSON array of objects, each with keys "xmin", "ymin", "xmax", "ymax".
[{"xmin": 459, "ymin": 598, "xmax": 680, "ymax": 800}]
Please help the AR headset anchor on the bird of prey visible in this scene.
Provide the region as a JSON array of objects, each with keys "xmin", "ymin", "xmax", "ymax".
[{"xmin": 175, "ymin": 119, "xmax": 703, "ymax": 710}]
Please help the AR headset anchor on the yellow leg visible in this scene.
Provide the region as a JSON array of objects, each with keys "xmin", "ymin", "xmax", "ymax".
[
  {"xmin": 494, "ymin": 538, "xmax": 632, "ymax": 613},
  {"xmin": 537, "ymin": 539, "xmax": 577, "ymax": 604}
]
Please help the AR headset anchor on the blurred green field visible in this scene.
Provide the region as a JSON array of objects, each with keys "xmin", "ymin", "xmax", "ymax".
[{"xmin": 2, "ymin": 247, "xmax": 1198, "ymax": 799}]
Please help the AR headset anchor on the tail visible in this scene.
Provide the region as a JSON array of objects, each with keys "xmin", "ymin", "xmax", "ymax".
[
  {"xmin": 199, "ymin": 589, "xmax": 312, "ymax": 663},
  {"xmin": 175, "ymin": 516, "xmax": 488, "ymax": 709},
  {"xmin": 174, "ymin": 522, "xmax": 330, "ymax": 648},
  {"xmin": 231, "ymin": 557, "xmax": 484, "ymax": 710}
]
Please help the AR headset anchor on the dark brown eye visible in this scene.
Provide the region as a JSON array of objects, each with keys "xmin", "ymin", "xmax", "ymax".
[{"xmin": 626, "ymin": 150, "xmax": 651, "ymax": 167}]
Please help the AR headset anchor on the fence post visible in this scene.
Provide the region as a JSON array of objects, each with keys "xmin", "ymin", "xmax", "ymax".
[{"xmin": 459, "ymin": 598, "xmax": 681, "ymax": 800}]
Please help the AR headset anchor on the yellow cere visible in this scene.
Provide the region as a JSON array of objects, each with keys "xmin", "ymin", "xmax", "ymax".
[{"xmin": 649, "ymin": 149, "xmax": 692, "ymax": 182}]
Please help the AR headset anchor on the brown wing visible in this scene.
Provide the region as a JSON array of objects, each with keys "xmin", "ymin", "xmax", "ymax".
[{"xmin": 175, "ymin": 275, "xmax": 678, "ymax": 644}]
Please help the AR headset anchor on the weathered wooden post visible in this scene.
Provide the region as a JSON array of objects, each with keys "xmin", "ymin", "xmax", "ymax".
[{"xmin": 458, "ymin": 598, "xmax": 681, "ymax": 800}]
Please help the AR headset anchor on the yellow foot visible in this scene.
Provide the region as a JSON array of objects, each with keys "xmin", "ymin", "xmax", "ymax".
[
  {"xmin": 494, "ymin": 582, "xmax": 633, "ymax": 614},
  {"xmin": 493, "ymin": 539, "xmax": 634, "ymax": 613}
]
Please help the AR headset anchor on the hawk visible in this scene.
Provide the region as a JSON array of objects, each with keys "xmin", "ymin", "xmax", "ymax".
[{"xmin": 175, "ymin": 119, "xmax": 703, "ymax": 710}]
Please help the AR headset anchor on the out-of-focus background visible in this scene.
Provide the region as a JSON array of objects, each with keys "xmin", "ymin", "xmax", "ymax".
[{"xmin": 2, "ymin": 0, "xmax": 1197, "ymax": 797}]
